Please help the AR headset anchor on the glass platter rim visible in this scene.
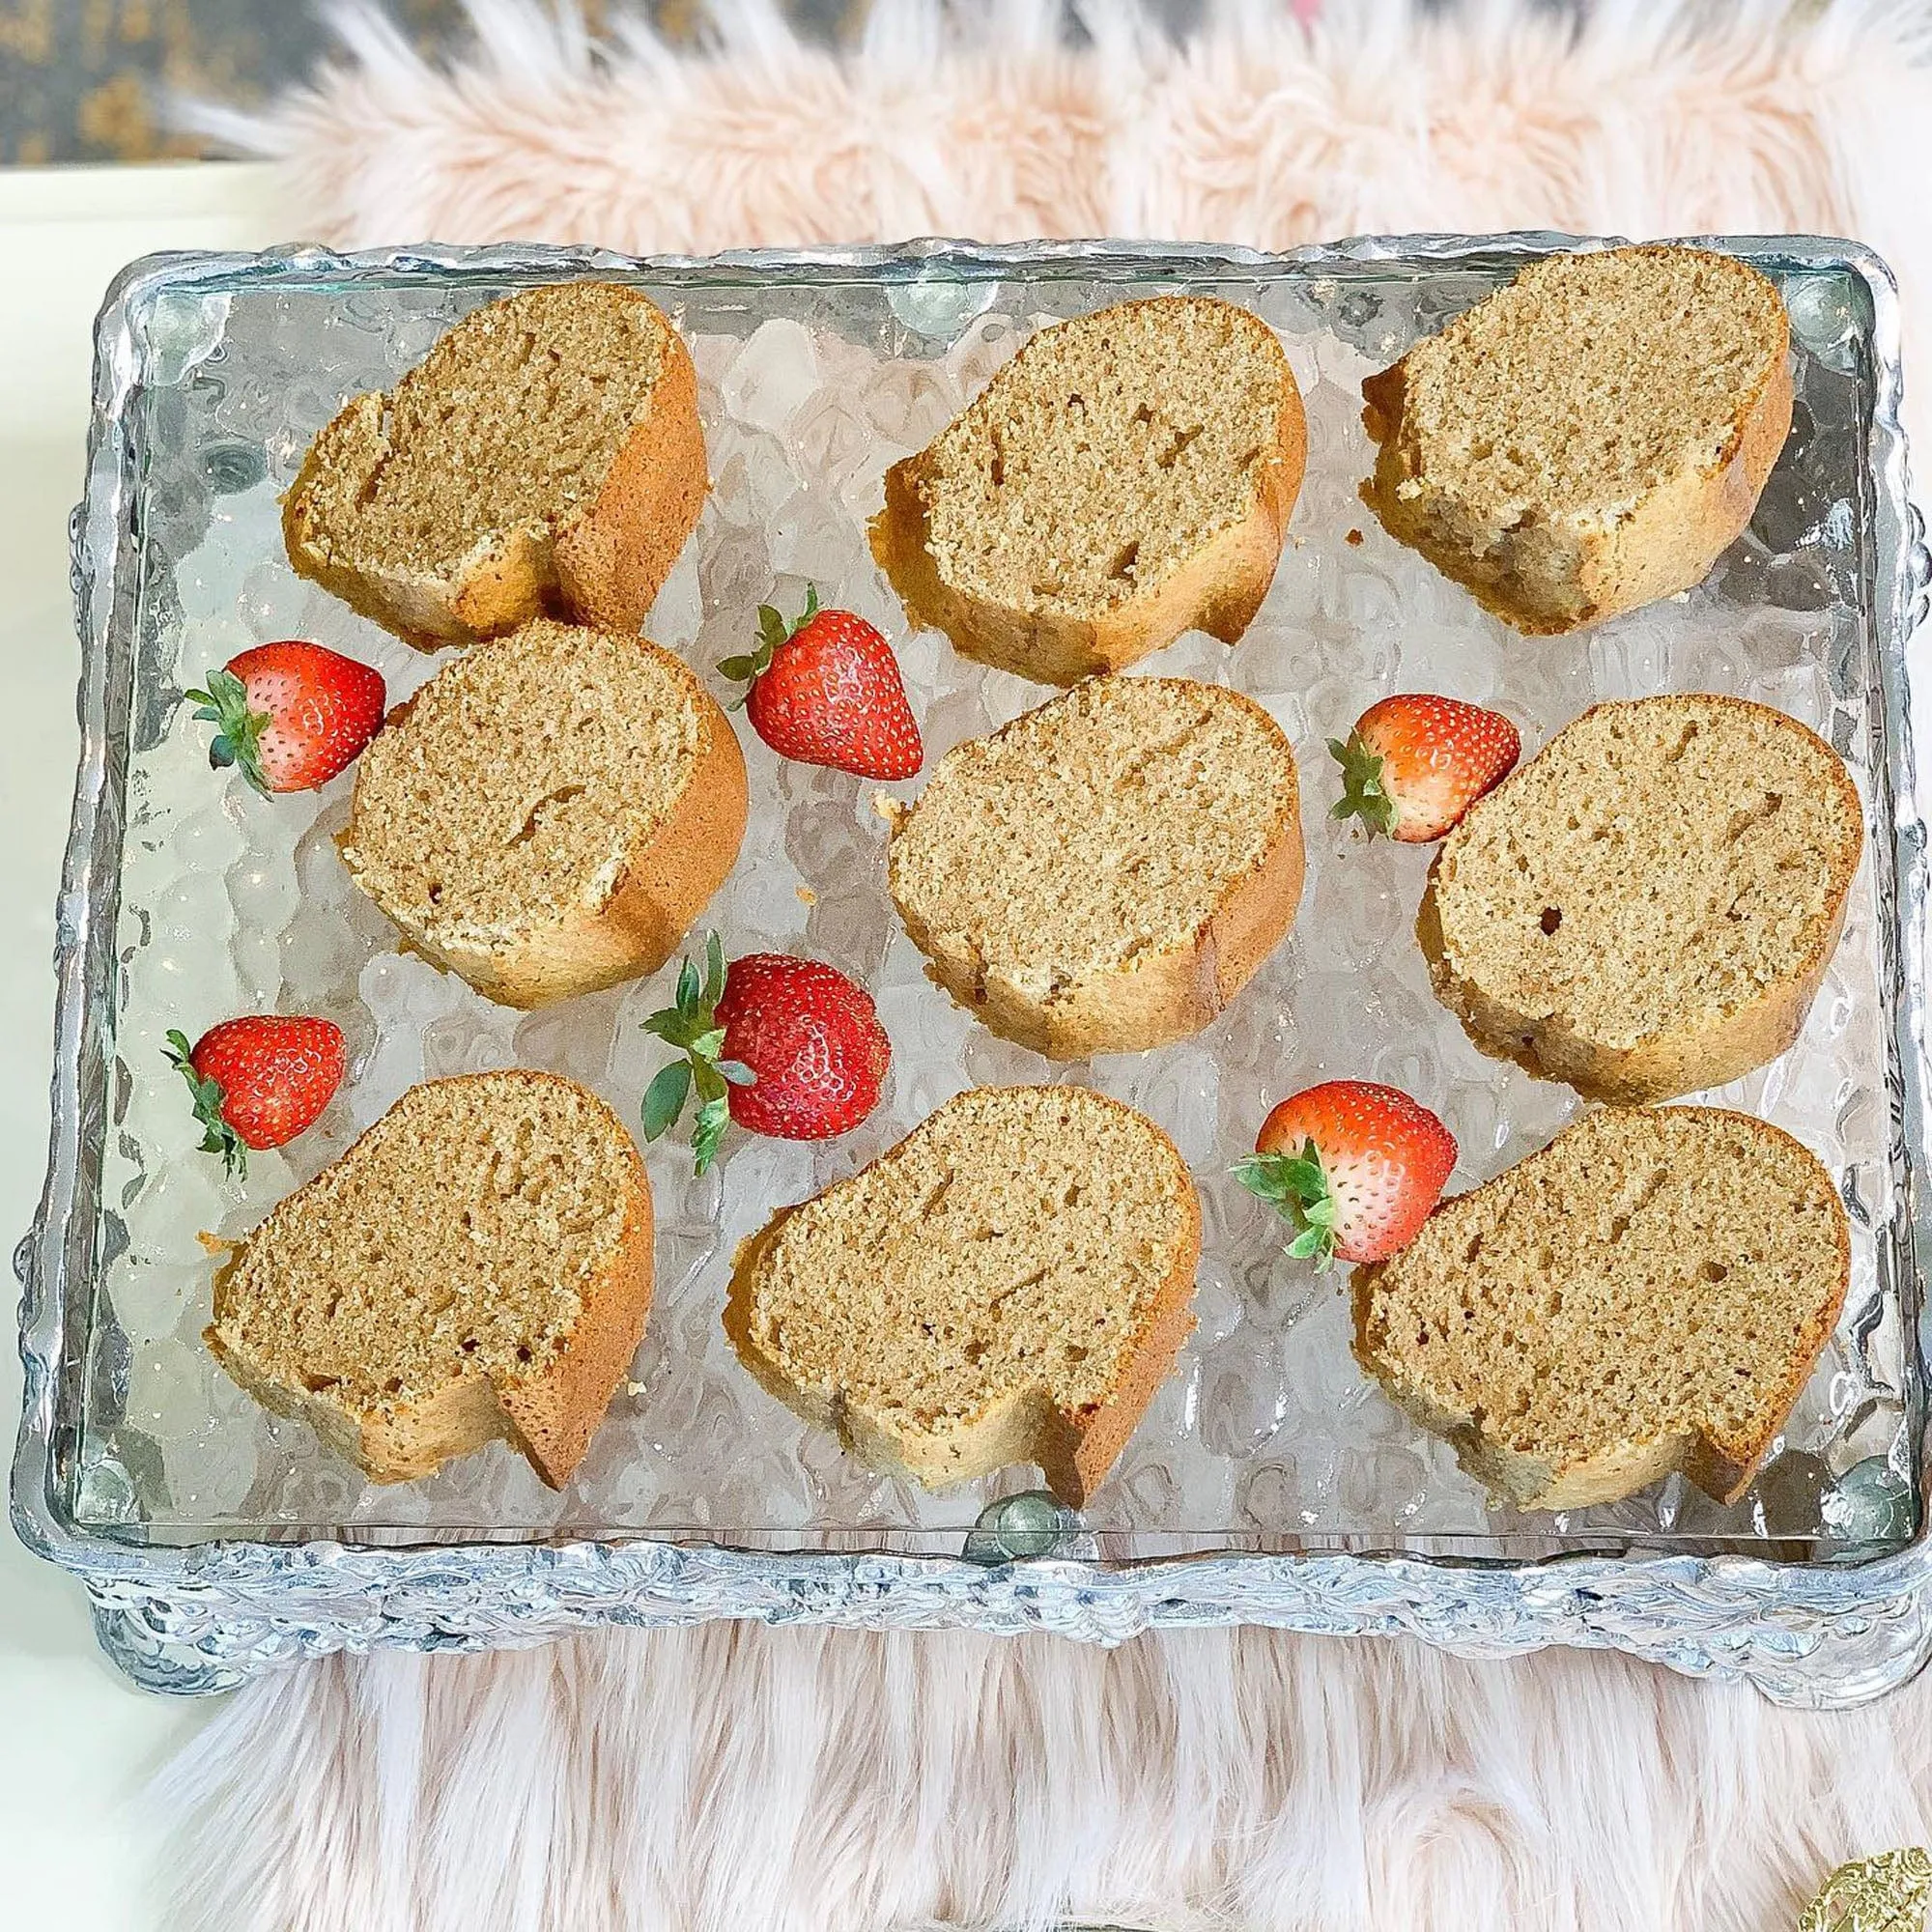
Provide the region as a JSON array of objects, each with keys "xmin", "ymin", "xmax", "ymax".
[{"xmin": 14, "ymin": 230, "xmax": 1932, "ymax": 1696}]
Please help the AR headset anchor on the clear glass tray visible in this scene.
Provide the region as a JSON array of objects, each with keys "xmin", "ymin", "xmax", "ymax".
[{"xmin": 14, "ymin": 235, "xmax": 1932, "ymax": 1704}]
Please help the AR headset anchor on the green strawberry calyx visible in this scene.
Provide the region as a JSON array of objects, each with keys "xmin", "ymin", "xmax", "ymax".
[
  {"xmin": 639, "ymin": 933, "xmax": 756, "ymax": 1177},
  {"xmin": 185, "ymin": 667, "xmax": 273, "ymax": 796},
  {"xmin": 163, "ymin": 1028, "xmax": 248, "ymax": 1179},
  {"xmin": 1233, "ymin": 1138, "xmax": 1340, "ymax": 1271},
  {"xmin": 1328, "ymin": 729, "xmax": 1398, "ymax": 839},
  {"xmin": 717, "ymin": 584, "xmax": 820, "ymax": 710}
]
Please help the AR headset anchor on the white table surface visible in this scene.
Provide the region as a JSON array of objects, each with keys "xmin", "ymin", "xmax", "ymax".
[{"xmin": 0, "ymin": 158, "xmax": 283, "ymax": 1932}]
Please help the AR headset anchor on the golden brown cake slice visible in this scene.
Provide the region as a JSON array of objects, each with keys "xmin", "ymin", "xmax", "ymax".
[
  {"xmin": 284, "ymin": 281, "xmax": 706, "ymax": 647},
  {"xmin": 1419, "ymin": 694, "xmax": 1861, "ymax": 1103},
  {"xmin": 871, "ymin": 296, "xmax": 1305, "ymax": 685},
  {"xmin": 341, "ymin": 617, "xmax": 747, "ymax": 1009},
  {"xmin": 725, "ymin": 1085, "xmax": 1202, "ymax": 1504},
  {"xmin": 1352, "ymin": 1106, "xmax": 1849, "ymax": 1511},
  {"xmin": 881, "ymin": 675, "xmax": 1303, "ymax": 1057},
  {"xmin": 1361, "ymin": 244, "xmax": 1791, "ymax": 633},
  {"xmin": 207, "ymin": 1071, "xmax": 654, "ymax": 1488}
]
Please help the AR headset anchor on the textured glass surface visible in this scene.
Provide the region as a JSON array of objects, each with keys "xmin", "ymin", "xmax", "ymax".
[
  {"xmin": 15, "ymin": 238, "xmax": 1932, "ymax": 1702},
  {"xmin": 62, "ymin": 244, "xmax": 1915, "ymax": 1556}
]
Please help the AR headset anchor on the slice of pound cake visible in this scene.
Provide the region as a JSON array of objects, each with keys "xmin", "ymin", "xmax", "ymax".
[
  {"xmin": 871, "ymin": 297, "xmax": 1305, "ymax": 685},
  {"xmin": 341, "ymin": 617, "xmax": 747, "ymax": 1009},
  {"xmin": 1420, "ymin": 695, "xmax": 1861, "ymax": 1103},
  {"xmin": 1361, "ymin": 245, "xmax": 1790, "ymax": 633},
  {"xmin": 724, "ymin": 1084, "xmax": 1201, "ymax": 1504},
  {"xmin": 882, "ymin": 675, "xmax": 1303, "ymax": 1057},
  {"xmin": 1352, "ymin": 1106, "xmax": 1849, "ymax": 1511},
  {"xmin": 284, "ymin": 282, "xmax": 706, "ymax": 646},
  {"xmin": 207, "ymin": 1071, "xmax": 654, "ymax": 1488}
]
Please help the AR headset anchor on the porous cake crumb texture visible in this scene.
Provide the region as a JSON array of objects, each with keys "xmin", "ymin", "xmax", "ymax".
[
  {"xmin": 212, "ymin": 1073, "xmax": 635, "ymax": 1416},
  {"xmin": 919, "ymin": 298, "xmax": 1293, "ymax": 617},
  {"xmin": 1392, "ymin": 247, "xmax": 1784, "ymax": 529},
  {"xmin": 742, "ymin": 1086, "xmax": 1194, "ymax": 1431},
  {"xmin": 1356, "ymin": 1108, "xmax": 1848, "ymax": 1499},
  {"xmin": 1431, "ymin": 696, "xmax": 1860, "ymax": 1050},
  {"xmin": 889, "ymin": 675, "xmax": 1298, "ymax": 985},
  {"xmin": 344, "ymin": 618, "xmax": 701, "ymax": 942},
  {"xmin": 1363, "ymin": 245, "xmax": 1791, "ymax": 632},
  {"xmin": 306, "ymin": 283, "xmax": 667, "ymax": 578}
]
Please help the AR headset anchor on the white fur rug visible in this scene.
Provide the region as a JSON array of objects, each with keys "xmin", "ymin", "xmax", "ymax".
[
  {"xmin": 156, "ymin": 1624, "xmax": 1932, "ymax": 1932},
  {"xmin": 189, "ymin": 0, "xmax": 1932, "ymax": 452},
  {"xmin": 160, "ymin": 5, "xmax": 1932, "ymax": 1930}
]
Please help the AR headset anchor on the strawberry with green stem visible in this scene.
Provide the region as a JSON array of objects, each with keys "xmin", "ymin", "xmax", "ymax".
[
  {"xmin": 186, "ymin": 640, "xmax": 385, "ymax": 796},
  {"xmin": 165, "ymin": 1015, "xmax": 347, "ymax": 1179},
  {"xmin": 639, "ymin": 935, "xmax": 756, "ymax": 1174},
  {"xmin": 1235, "ymin": 1078, "xmax": 1456, "ymax": 1269},
  {"xmin": 641, "ymin": 934, "xmax": 891, "ymax": 1175},
  {"xmin": 1329, "ymin": 694, "xmax": 1520, "ymax": 843},
  {"xmin": 720, "ymin": 585, "xmax": 922, "ymax": 781}
]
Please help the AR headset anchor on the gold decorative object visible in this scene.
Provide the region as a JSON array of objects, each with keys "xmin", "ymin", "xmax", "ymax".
[{"xmin": 1801, "ymin": 1850, "xmax": 1932, "ymax": 1932}]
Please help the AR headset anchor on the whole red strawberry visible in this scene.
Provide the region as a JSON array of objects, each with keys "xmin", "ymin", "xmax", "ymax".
[
  {"xmin": 1236, "ymin": 1079, "xmax": 1456, "ymax": 1268},
  {"xmin": 1329, "ymin": 694, "xmax": 1520, "ymax": 842},
  {"xmin": 639, "ymin": 935, "xmax": 891, "ymax": 1173},
  {"xmin": 165, "ymin": 1017, "xmax": 347, "ymax": 1179},
  {"xmin": 721, "ymin": 586, "xmax": 922, "ymax": 781},
  {"xmin": 186, "ymin": 640, "xmax": 385, "ymax": 795}
]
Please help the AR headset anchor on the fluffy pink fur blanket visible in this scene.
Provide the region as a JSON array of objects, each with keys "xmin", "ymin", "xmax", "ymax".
[
  {"xmin": 158, "ymin": 1626, "xmax": 1932, "ymax": 1932},
  {"xmin": 161, "ymin": 5, "xmax": 1932, "ymax": 1930}
]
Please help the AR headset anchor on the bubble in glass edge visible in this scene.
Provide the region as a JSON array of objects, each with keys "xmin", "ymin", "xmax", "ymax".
[
  {"xmin": 964, "ymin": 1490, "xmax": 1075, "ymax": 1564},
  {"xmin": 885, "ymin": 271, "xmax": 999, "ymax": 344}
]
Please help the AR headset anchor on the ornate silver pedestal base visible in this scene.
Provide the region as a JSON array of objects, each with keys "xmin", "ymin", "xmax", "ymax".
[
  {"xmin": 16, "ymin": 233, "xmax": 1932, "ymax": 1713},
  {"xmin": 68, "ymin": 1535, "xmax": 1932, "ymax": 1708},
  {"xmin": 89, "ymin": 1602, "xmax": 257, "ymax": 1697}
]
